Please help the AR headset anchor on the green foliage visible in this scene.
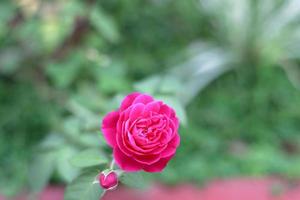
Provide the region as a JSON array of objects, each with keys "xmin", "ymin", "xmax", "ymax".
[
  {"xmin": 64, "ymin": 169, "xmax": 104, "ymax": 200},
  {"xmin": 70, "ymin": 149, "xmax": 108, "ymax": 168},
  {"xmin": 1, "ymin": 0, "xmax": 300, "ymax": 198},
  {"xmin": 157, "ymin": 66, "xmax": 300, "ymax": 184},
  {"xmin": 120, "ymin": 172, "xmax": 150, "ymax": 189},
  {"xmin": 28, "ymin": 152, "xmax": 57, "ymax": 192},
  {"xmin": 0, "ymin": 82, "xmax": 57, "ymax": 196},
  {"xmin": 90, "ymin": 7, "xmax": 120, "ymax": 43}
]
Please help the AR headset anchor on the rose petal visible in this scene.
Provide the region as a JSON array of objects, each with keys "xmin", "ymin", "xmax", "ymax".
[
  {"xmin": 159, "ymin": 104, "xmax": 172, "ymax": 116},
  {"xmin": 143, "ymin": 155, "xmax": 174, "ymax": 173},
  {"xmin": 161, "ymin": 134, "xmax": 180, "ymax": 158},
  {"xmin": 133, "ymin": 154, "xmax": 161, "ymax": 165},
  {"xmin": 117, "ymin": 129, "xmax": 155, "ymax": 155},
  {"xmin": 143, "ymin": 101, "xmax": 161, "ymax": 116},
  {"xmin": 113, "ymin": 147, "xmax": 143, "ymax": 172},
  {"xmin": 102, "ymin": 111, "xmax": 119, "ymax": 128},
  {"xmin": 171, "ymin": 116, "xmax": 179, "ymax": 129},
  {"xmin": 101, "ymin": 111, "xmax": 119, "ymax": 147},
  {"xmin": 127, "ymin": 132, "xmax": 139, "ymax": 150},
  {"xmin": 117, "ymin": 130, "xmax": 148, "ymax": 156},
  {"xmin": 117, "ymin": 126, "xmax": 166, "ymax": 157},
  {"xmin": 132, "ymin": 94, "xmax": 154, "ymax": 105},
  {"xmin": 120, "ymin": 92, "xmax": 141, "ymax": 111},
  {"xmin": 129, "ymin": 103, "xmax": 145, "ymax": 120},
  {"xmin": 169, "ymin": 118, "xmax": 179, "ymax": 131},
  {"xmin": 150, "ymin": 145, "xmax": 168, "ymax": 154}
]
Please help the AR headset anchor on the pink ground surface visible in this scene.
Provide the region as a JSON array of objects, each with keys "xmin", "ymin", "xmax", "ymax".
[{"xmin": 2, "ymin": 178, "xmax": 300, "ymax": 200}]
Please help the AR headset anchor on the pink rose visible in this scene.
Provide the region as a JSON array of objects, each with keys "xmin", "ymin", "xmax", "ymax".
[{"xmin": 101, "ymin": 92, "xmax": 180, "ymax": 172}]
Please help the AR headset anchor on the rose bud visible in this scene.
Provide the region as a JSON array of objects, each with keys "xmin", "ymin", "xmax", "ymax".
[
  {"xmin": 102, "ymin": 92, "xmax": 180, "ymax": 173},
  {"xmin": 99, "ymin": 170, "xmax": 118, "ymax": 190}
]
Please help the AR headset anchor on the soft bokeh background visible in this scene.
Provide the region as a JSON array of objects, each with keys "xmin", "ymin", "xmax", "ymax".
[{"xmin": 1, "ymin": 0, "xmax": 300, "ymax": 198}]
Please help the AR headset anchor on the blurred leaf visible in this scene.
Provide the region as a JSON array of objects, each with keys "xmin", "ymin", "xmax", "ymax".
[
  {"xmin": 282, "ymin": 63, "xmax": 300, "ymax": 91},
  {"xmin": 39, "ymin": 132, "xmax": 65, "ymax": 150},
  {"xmin": 63, "ymin": 117, "xmax": 81, "ymax": 137},
  {"xmin": 46, "ymin": 60, "xmax": 81, "ymax": 88},
  {"xmin": 134, "ymin": 75, "xmax": 183, "ymax": 95},
  {"xmin": 172, "ymin": 42, "xmax": 233, "ymax": 105},
  {"xmin": 28, "ymin": 152, "xmax": 56, "ymax": 192},
  {"xmin": 66, "ymin": 100, "xmax": 100, "ymax": 131},
  {"xmin": 64, "ymin": 169, "xmax": 103, "ymax": 200},
  {"xmin": 0, "ymin": 2, "xmax": 14, "ymax": 25},
  {"xmin": 134, "ymin": 76, "xmax": 161, "ymax": 94},
  {"xmin": 41, "ymin": 16, "xmax": 65, "ymax": 52},
  {"xmin": 56, "ymin": 147, "xmax": 80, "ymax": 183},
  {"xmin": 67, "ymin": 99, "xmax": 98, "ymax": 120},
  {"xmin": 120, "ymin": 172, "xmax": 149, "ymax": 189},
  {"xmin": 79, "ymin": 133, "xmax": 104, "ymax": 148},
  {"xmin": 90, "ymin": 7, "xmax": 120, "ymax": 43},
  {"xmin": 70, "ymin": 149, "xmax": 108, "ymax": 168},
  {"xmin": 72, "ymin": 84, "xmax": 106, "ymax": 112},
  {"xmin": 159, "ymin": 75, "xmax": 183, "ymax": 94},
  {"xmin": 0, "ymin": 48, "xmax": 23, "ymax": 75},
  {"xmin": 95, "ymin": 61, "xmax": 130, "ymax": 93}
]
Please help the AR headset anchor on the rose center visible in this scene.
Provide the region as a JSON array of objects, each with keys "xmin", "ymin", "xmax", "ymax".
[{"xmin": 132, "ymin": 115, "xmax": 167, "ymax": 142}]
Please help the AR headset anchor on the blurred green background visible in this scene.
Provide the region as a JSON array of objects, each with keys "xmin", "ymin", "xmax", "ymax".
[{"xmin": 1, "ymin": 0, "xmax": 300, "ymax": 197}]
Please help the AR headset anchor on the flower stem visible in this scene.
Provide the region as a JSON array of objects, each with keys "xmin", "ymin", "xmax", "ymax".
[
  {"xmin": 109, "ymin": 159, "xmax": 115, "ymax": 170},
  {"xmin": 100, "ymin": 190, "xmax": 107, "ymax": 199}
]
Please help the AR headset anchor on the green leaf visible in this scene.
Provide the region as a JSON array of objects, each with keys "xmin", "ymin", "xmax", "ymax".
[
  {"xmin": 95, "ymin": 61, "xmax": 130, "ymax": 93},
  {"xmin": 70, "ymin": 149, "xmax": 108, "ymax": 168},
  {"xmin": 0, "ymin": 48, "xmax": 23, "ymax": 75},
  {"xmin": 63, "ymin": 117, "xmax": 81, "ymax": 137},
  {"xmin": 133, "ymin": 76, "xmax": 161, "ymax": 94},
  {"xmin": 39, "ymin": 132, "xmax": 65, "ymax": 150},
  {"xmin": 46, "ymin": 59, "xmax": 81, "ymax": 88},
  {"xmin": 134, "ymin": 75, "xmax": 183, "ymax": 95},
  {"xmin": 79, "ymin": 133, "xmax": 104, "ymax": 148},
  {"xmin": 28, "ymin": 152, "xmax": 56, "ymax": 192},
  {"xmin": 90, "ymin": 7, "xmax": 120, "ymax": 43},
  {"xmin": 64, "ymin": 169, "xmax": 104, "ymax": 200},
  {"xmin": 56, "ymin": 147, "xmax": 80, "ymax": 183},
  {"xmin": 159, "ymin": 75, "xmax": 183, "ymax": 94},
  {"xmin": 120, "ymin": 172, "xmax": 149, "ymax": 189}
]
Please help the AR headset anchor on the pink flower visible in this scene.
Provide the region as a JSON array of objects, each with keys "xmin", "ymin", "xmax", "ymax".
[
  {"xmin": 101, "ymin": 92, "xmax": 180, "ymax": 172},
  {"xmin": 99, "ymin": 170, "xmax": 118, "ymax": 190}
]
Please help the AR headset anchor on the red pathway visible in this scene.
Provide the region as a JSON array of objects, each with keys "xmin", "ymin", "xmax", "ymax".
[
  {"xmin": 103, "ymin": 178, "xmax": 300, "ymax": 200},
  {"xmin": 2, "ymin": 178, "xmax": 300, "ymax": 200}
]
